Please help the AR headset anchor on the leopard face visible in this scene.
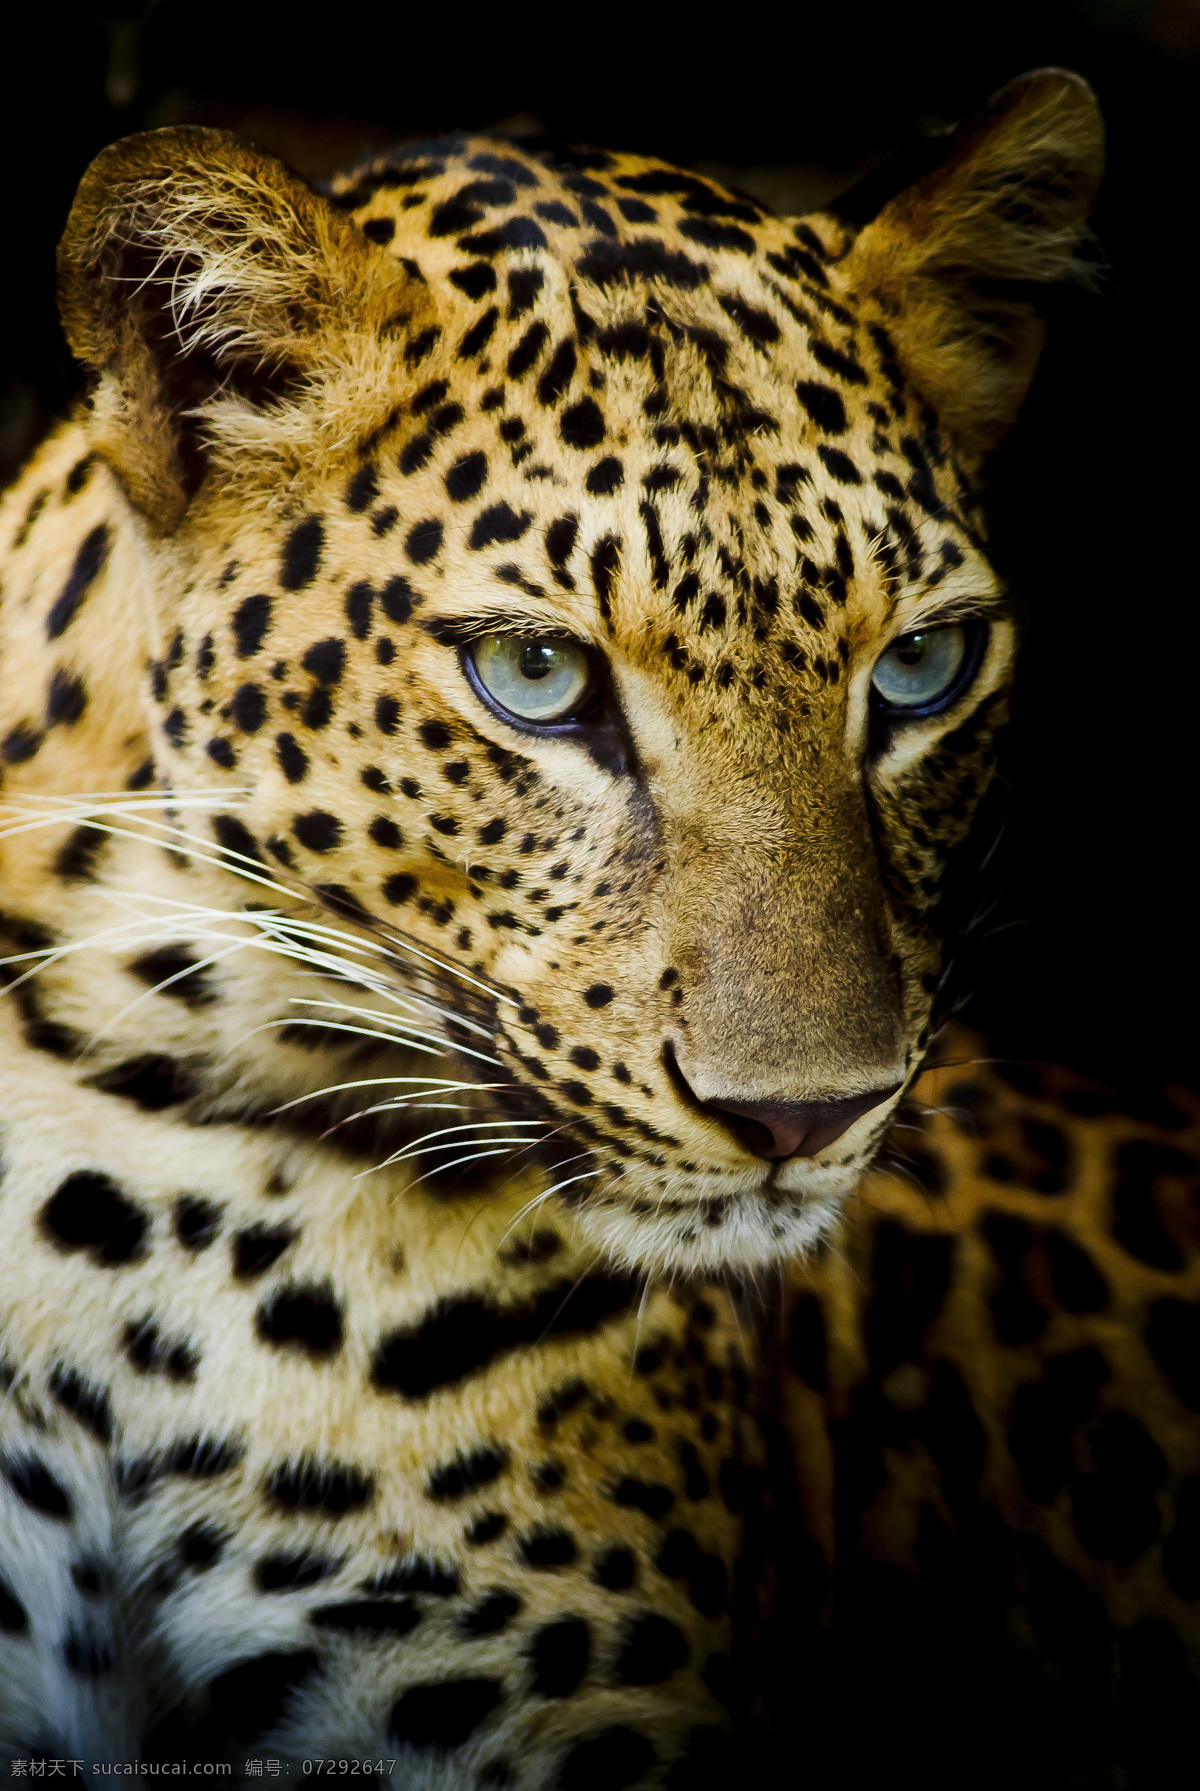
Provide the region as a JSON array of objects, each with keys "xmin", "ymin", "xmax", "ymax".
[{"xmin": 54, "ymin": 75, "xmax": 1101, "ymax": 1273}]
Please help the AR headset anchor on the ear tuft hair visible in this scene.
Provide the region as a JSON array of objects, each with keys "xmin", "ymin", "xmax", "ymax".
[
  {"xmin": 58, "ymin": 128, "xmax": 421, "ymax": 529},
  {"xmin": 840, "ymin": 69, "xmax": 1104, "ymax": 457}
]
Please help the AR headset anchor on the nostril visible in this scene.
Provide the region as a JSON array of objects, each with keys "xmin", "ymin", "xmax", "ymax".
[{"xmin": 716, "ymin": 1109, "xmax": 779, "ymax": 1159}]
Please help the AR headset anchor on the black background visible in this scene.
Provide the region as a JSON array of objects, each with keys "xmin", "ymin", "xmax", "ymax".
[{"xmin": 2, "ymin": 0, "xmax": 1196, "ymax": 1090}]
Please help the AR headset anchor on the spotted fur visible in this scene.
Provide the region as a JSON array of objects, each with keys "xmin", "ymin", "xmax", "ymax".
[{"xmin": 0, "ymin": 71, "xmax": 1160, "ymax": 1780}]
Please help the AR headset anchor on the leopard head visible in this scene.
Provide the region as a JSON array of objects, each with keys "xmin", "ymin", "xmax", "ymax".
[{"xmin": 56, "ymin": 71, "xmax": 1102, "ymax": 1271}]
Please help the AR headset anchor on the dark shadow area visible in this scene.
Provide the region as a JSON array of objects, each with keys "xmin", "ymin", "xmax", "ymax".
[{"xmin": 3, "ymin": 0, "xmax": 1196, "ymax": 1089}]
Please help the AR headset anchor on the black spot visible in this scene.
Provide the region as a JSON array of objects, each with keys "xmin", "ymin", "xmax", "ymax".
[
  {"xmin": 46, "ymin": 668, "xmax": 87, "ymax": 726},
  {"xmin": 1072, "ymin": 1409, "xmax": 1167, "ymax": 1565},
  {"xmin": 129, "ymin": 944, "xmax": 214, "ymax": 1008},
  {"xmin": 346, "ymin": 465, "xmax": 379, "ymax": 513},
  {"xmin": 233, "ymin": 1224, "xmax": 297, "ymax": 1279},
  {"xmin": 212, "ymin": 813, "xmax": 262, "ymax": 864},
  {"xmin": 372, "ymin": 1272, "xmax": 636, "ymax": 1398},
  {"xmin": 469, "ymin": 503, "xmax": 533, "ymax": 550},
  {"xmin": 255, "ymin": 1550, "xmax": 339, "ymax": 1593},
  {"xmin": 810, "ymin": 338, "xmax": 869, "ymax": 386},
  {"xmin": 400, "ymin": 431, "xmax": 434, "ymax": 475},
  {"xmin": 427, "ymin": 1445, "xmax": 509, "ymax": 1502},
  {"xmin": 817, "ymin": 444, "xmax": 862, "ymax": 485},
  {"xmin": 53, "ymin": 822, "xmax": 102, "ymax": 882},
  {"xmin": 276, "ymin": 732, "xmax": 309, "ymax": 784},
  {"xmin": 1044, "ymin": 1229, "xmax": 1109, "ymax": 1313},
  {"xmin": 256, "ymin": 1284, "xmax": 344, "ymax": 1358},
  {"xmin": 2, "ymin": 721, "xmax": 42, "ymax": 763},
  {"xmin": 232, "ymin": 593, "xmax": 273, "ymax": 657},
  {"xmin": 1164, "ymin": 1473, "xmax": 1200, "ymax": 1599},
  {"xmin": 265, "ymin": 1457, "xmax": 375, "ymax": 1517},
  {"xmin": 293, "ymin": 810, "xmax": 343, "ymax": 853},
  {"xmin": 546, "ymin": 515, "xmax": 579, "ymax": 571},
  {"xmin": 586, "ymin": 457, "xmax": 623, "ymax": 496},
  {"xmin": 561, "ymin": 398, "xmax": 605, "ymax": 449},
  {"xmin": 508, "ymin": 267, "xmax": 545, "ymax": 317},
  {"xmin": 449, "ymin": 261, "xmax": 497, "ymax": 300},
  {"xmin": 558, "ymin": 1727, "xmax": 657, "ymax": 1791},
  {"xmin": 507, "ymin": 320, "xmax": 550, "ymax": 378},
  {"xmin": 180, "ymin": 1522, "xmax": 227, "ymax": 1571},
  {"xmin": 1114, "ymin": 1141, "xmax": 1196, "ymax": 1271},
  {"xmin": 1009, "ymin": 1347, "xmax": 1110, "ymax": 1503},
  {"xmin": 163, "ymin": 1435, "xmax": 243, "ymax": 1478},
  {"xmin": 593, "ymin": 1547, "xmax": 636, "ymax": 1591},
  {"xmin": 531, "ymin": 1617, "xmax": 590, "ymax": 1697},
  {"xmin": 380, "ymin": 576, "xmax": 417, "ymax": 626},
  {"xmin": 179, "ymin": 1651, "xmax": 320, "ymax": 1748},
  {"xmin": 467, "ymin": 1512, "xmax": 509, "ymax": 1546},
  {"xmin": 227, "ymin": 683, "xmax": 266, "ymax": 735},
  {"xmin": 520, "ymin": 1527, "xmax": 577, "ymax": 1568},
  {"xmin": 376, "ymin": 695, "xmax": 401, "ymax": 735},
  {"xmin": 41, "ymin": 1170, "xmax": 148, "ymax": 1266},
  {"xmin": 369, "ymin": 815, "xmax": 403, "ymax": 849},
  {"xmin": 280, "ymin": 517, "xmax": 324, "ymax": 591},
  {"xmin": 366, "ymin": 1558, "xmax": 460, "ymax": 1597},
  {"xmin": 462, "ymin": 1589, "xmax": 522, "ymax": 1635},
  {"xmin": 47, "ymin": 524, "xmax": 109, "ymax": 639},
  {"xmin": 616, "ymin": 1612, "xmax": 689, "ymax": 1686},
  {"xmin": 407, "ymin": 518, "xmax": 445, "ymax": 564},
  {"xmin": 612, "ymin": 1477, "xmax": 674, "ymax": 1521},
  {"xmin": 864, "ymin": 1221, "xmax": 953, "ymax": 1379},
  {"xmin": 302, "ymin": 687, "xmax": 333, "ymax": 729},
  {"xmin": 88, "ymin": 1053, "xmax": 195, "ymax": 1111},
  {"xmin": 302, "ymin": 639, "xmax": 346, "ymax": 685},
  {"xmin": 162, "ymin": 706, "xmax": 187, "ymax": 748},
  {"xmin": 3, "ymin": 1456, "xmax": 72, "ymax": 1519},
  {"xmin": 590, "ymin": 537, "xmax": 620, "ymax": 621},
  {"xmin": 446, "ymin": 451, "xmax": 489, "ymax": 501},
  {"xmin": 50, "ymin": 1367, "xmax": 113, "ymax": 1444},
  {"xmin": 458, "ymin": 308, "xmax": 499, "ymax": 359},
  {"xmin": 538, "ymin": 339, "xmax": 577, "ymax": 406},
  {"xmin": 577, "ymin": 234, "xmax": 710, "ymax": 289},
  {"xmin": 175, "ymin": 1196, "xmax": 220, "ymax": 1252},
  {"xmin": 383, "ymin": 872, "xmax": 418, "ymax": 905},
  {"xmin": 584, "ymin": 984, "xmax": 614, "ymax": 1008},
  {"xmin": 795, "ymin": 381, "xmax": 848, "ymax": 434},
  {"xmin": 313, "ymin": 1598, "xmax": 423, "ymax": 1636},
  {"xmin": 389, "ymin": 1678, "xmax": 503, "ymax": 1750},
  {"xmin": 1146, "ymin": 1299, "xmax": 1200, "ymax": 1407}
]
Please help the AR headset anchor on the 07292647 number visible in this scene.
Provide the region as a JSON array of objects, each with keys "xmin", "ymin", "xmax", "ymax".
[{"xmin": 301, "ymin": 1764, "xmax": 396, "ymax": 1776}]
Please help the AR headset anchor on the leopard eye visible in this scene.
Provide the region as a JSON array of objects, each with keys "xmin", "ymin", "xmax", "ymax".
[
  {"xmin": 467, "ymin": 633, "xmax": 594, "ymax": 726},
  {"xmin": 871, "ymin": 623, "xmax": 971, "ymax": 714}
]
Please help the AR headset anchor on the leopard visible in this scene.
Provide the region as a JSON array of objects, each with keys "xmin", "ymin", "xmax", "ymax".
[{"xmin": 3, "ymin": 61, "xmax": 1190, "ymax": 1786}]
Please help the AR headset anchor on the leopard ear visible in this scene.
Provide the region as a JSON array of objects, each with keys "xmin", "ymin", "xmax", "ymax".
[
  {"xmin": 57, "ymin": 127, "xmax": 419, "ymax": 531},
  {"xmin": 839, "ymin": 69, "xmax": 1104, "ymax": 458}
]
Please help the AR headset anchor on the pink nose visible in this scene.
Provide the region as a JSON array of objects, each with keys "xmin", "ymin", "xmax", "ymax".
[{"xmin": 705, "ymin": 1087, "xmax": 901, "ymax": 1160}]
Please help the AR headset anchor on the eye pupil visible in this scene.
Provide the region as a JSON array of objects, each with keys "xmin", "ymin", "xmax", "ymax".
[
  {"xmin": 896, "ymin": 636, "xmax": 928, "ymax": 666},
  {"xmin": 520, "ymin": 644, "xmax": 554, "ymax": 681}
]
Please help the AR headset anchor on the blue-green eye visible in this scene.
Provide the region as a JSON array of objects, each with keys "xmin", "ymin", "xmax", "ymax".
[
  {"xmin": 468, "ymin": 633, "xmax": 593, "ymax": 725},
  {"xmin": 872, "ymin": 624, "xmax": 972, "ymax": 712}
]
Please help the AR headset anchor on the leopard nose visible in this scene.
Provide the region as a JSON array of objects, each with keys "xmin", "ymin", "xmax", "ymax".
[{"xmin": 706, "ymin": 1087, "xmax": 902, "ymax": 1160}]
